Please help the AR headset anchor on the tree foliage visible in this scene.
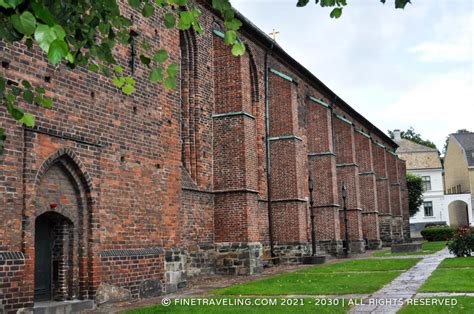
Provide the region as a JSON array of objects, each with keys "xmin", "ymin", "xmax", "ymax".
[
  {"xmin": 297, "ymin": 0, "xmax": 410, "ymax": 18},
  {"xmin": 388, "ymin": 127, "xmax": 438, "ymax": 150},
  {"xmin": 0, "ymin": 0, "xmax": 411, "ymax": 154},
  {"xmin": 406, "ymin": 173, "xmax": 424, "ymax": 217}
]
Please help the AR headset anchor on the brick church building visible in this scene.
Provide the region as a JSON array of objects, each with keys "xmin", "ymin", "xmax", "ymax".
[{"xmin": 0, "ymin": 1, "xmax": 409, "ymax": 312}]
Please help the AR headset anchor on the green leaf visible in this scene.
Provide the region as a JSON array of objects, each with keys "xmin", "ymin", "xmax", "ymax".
[
  {"xmin": 22, "ymin": 90, "xmax": 34, "ymax": 104},
  {"xmin": 21, "ymin": 80, "xmax": 31, "ymax": 88},
  {"xmin": 140, "ymin": 54, "xmax": 151, "ymax": 66},
  {"xmin": 35, "ymin": 86, "xmax": 45, "ymax": 94},
  {"xmin": 395, "ymin": 0, "xmax": 410, "ymax": 9},
  {"xmin": 0, "ymin": 0, "xmax": 23, "ymax": 9},
  {"xmin": 164, "ymin": 76, "xmax": 176, "ymax": 89},
  {"xmin": 88, "ymin": 63, "xmax": 100, "ymax": 72},
  {"xmin": 142, "ymin": 2, "xmax": 155, "ymax": 17},
  {"xmin": 40, "ymin": 97, "xmax": 53, "ymax": 108},
  {"xmin": 9, "ymin": 106, "xmax": 24, "ymax": 121},
  {"xmin": 224, "ymin": 18, "xmax": 242, "ymax": 31},
  {"xmin": 20, "ymin": 113, "xmax": 35, "ymax": 127},
  {"xmin": 115, "ymin": 65, "xmax": 123, "ymax": 74},
  {"xmin": 34, "ymin": 24, "xmax": 56, "ymax": 52},
  {"xmin": 113, "ymin": 76, "xmax": 126, "ymax": 88},
  {"xmin": 224, "ymin": 30, "xmax": 236, "ymax": 45},
  {"xmin": 164, "ymin": 13, "xmax": 176, "ymax": 29},
  {"xmin": 51, "ymin": 25, "xmax": 65, "ymax": 40},
  {"xmin": 122, "ymin": 84, "xmax": 135, "ymax": 95},
  {"xmin": 48, "ymin": 39, "xmax": 69, "ymax": 65},
  {"xmin": 178, "ymin": 11, "xmax": 195, "ymax": 30},
  {"xmin": 65, "ymin": 53, "xmax": 74, "ymax": 63},
  {"xmin": 149, "ymin": 68, "xmax": 164, "ymax": 82},
  {"xmin": 128, "ymin": 0, "xmax": 141, "ymax": 8},
  {"xmin": 11, "ymin": 11, "xmax": 37, "ymax": 36},
  {"xmin": 99, "ymin": 23, "xmax": 110, "ymax": 34},
  {"xmin": 231, "ymin": 41, "xmax": 246, "ymax": 56},
  {"xmin": 153, "ymin": 49, "xmax": 168, "ymax": 63},
  {"xmin": 124, "ymin": 76, "xmax": 136, "ymax": 85},
  {"xmin": 0, "ymin": 0, "xmax": 12, "ymax": 8},
  {"xmin": 168, "ymin": 0, "xmax": 188, "ymax": 5},
  {"xmin": 31, "ymin": 2, "xmax": 57, "ymax": 26},
  {"xmin": 167, "ymin": 63, "xmax": 179, "ymax": 77},
  {"xmin": 155, "ymin": 0, "xmax": 167, "ymax": 7},
  {"xmin": 212, "ymin": 0, "xmax": 232, "ymax": 13},
  {"xmin": 12, "ymin": 86, "xmax": 20, "ymax": 96},
  {"xmin": 296, "ymin": 0, "xmax": 310, "ymax": 7},
  {"xmin": 330, "ymin": 7, "xmax": 343, "ymax": 18}
]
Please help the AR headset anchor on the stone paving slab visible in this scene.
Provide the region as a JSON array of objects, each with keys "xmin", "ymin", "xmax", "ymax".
[
  {"xmin": 416, "ymin": 292, "xmax": 474, "ymax": 297},
  {"xmin": 350, "ymin": 248, "xmax": 452, "ymax": 314}
]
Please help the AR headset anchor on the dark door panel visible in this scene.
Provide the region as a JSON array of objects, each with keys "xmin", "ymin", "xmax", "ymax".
[{"xmin": 34, "ymin": 216, "xmax": 52, "ymax": 301}]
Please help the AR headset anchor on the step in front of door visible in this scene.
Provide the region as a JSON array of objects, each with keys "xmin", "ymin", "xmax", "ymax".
[{"xmin": 33, "ymin": 300, "xmax": 95, "ymax": 314}]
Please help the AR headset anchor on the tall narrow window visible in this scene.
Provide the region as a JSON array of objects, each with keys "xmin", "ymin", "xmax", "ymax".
[
  {"xmin": 422, "ymin": 176, "xmax": 431, "ymax": 191},
  {"xmin": 423, "ymin": 201, "xmax": 433, "ymax": 217},
  {"xmin": 180, "ymin": 30, "xmax": 199, "ymax": 182}
]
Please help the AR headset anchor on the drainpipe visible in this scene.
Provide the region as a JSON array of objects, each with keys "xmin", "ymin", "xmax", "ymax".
[
  {"xmin": 264, "ymin": 43, "xmax": 275, "ymax": 259},
  {"xmin": 330, "ymin": 96, "xmax": 338, "ymax": 153}
]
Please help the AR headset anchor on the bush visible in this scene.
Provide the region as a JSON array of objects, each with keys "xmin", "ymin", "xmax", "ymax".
[
  {"xmin": 425, "ymin": 223, "xmax": 447, "ymax": 228},
  {"xmin": 421, "ymin": 226, "xmax": 454, "ymax": 241},
  {"xmin": 448, "ymin": 227, "xmax": 474, "ymax": 257}
]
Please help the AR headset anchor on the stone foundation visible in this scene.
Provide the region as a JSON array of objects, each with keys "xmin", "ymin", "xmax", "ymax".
[
  {"xmin": 391, "ymin": 216, "xmax": 404, "ymax": 243},
  {"xmin": 273, "ymin": 242, "xmax": 314, "ymax": 264},
  {"xmin": 186, "ymin": 243, "xmax": 216, "ymax": 278},
  {"xmin": 164, "ymin": 248, "xmax": 188, "ymax": 294},
  {"xmin": 348, "ymin": 240, "xmax": 366, "ymax": 254},
  {"xmin": 367, "ymin": 239, "xmax": 383, "ymax": 250},
  {"xmin": 318, "ymin": 240, "xmax": 344, "ymax": 256},
  {"xmin": 379, "ymin": 214, "xmax": 393, "ymax": 246},
  {"xmin": 215, "ymin": 242, "xmax": 263, "ymax": 275}
]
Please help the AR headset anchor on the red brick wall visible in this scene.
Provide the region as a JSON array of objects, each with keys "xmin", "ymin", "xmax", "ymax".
[
  {"xmin": 0, "ymin": 1, "xmax": 408, "ymax": 309},
  {"xmin": 0, "ymin": 253, "xmax": 31, "ymax": 314}
]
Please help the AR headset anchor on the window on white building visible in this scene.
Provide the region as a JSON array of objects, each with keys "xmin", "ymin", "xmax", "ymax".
[
  {"xmin": 422, "ymin": 176, "xmax": 431, "ymax": 191},
  {"xmin": 423, "ymin": 201, "xmax": 433, "ymax": 217}
]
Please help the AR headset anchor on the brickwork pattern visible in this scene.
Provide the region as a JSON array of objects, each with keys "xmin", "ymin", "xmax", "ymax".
[{"xmin": 0, "ymin": 1, "xmax": 409, "ymax": 310}]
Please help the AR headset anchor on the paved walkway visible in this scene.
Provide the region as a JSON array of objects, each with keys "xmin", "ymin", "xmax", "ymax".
[{"xmin": 350, "ymin": 248, "xmax": 452, "ymax": 314}]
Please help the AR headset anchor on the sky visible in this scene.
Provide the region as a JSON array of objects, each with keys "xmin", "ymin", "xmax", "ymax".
[{"xmin": 232, "ymin": 0, "xmax": 474, "ymax": 151}]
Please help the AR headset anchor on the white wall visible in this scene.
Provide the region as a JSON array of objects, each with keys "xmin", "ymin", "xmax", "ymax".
[{"xmin": 408, "ymin": 168, "xmax": 445, "ymax": 224}]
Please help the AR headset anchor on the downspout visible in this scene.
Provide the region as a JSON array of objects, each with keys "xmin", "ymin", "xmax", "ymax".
[
  {"xmin": 330, "ymin": 96, "xmax": 338, "ymax": 153},
  {"xmin": 264, "ymin": 43, "xmax": 275, "ymax": 259}
]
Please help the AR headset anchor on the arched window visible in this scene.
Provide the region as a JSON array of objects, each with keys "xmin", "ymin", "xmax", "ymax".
[{"xmin": 180, "ymin": 30, "xmax": 199, "ymax": 183}]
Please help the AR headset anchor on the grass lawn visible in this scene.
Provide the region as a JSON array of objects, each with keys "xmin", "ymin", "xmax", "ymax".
[
  {"xmin": 123, "ymin": 298, "xmax": 349, "ymax": 314},
  {"xmin": 298, "ymin": 258, "xmax": 420, "ymax": 273},
  {"xmin": 438, "ymin": 257, "xmax": 474, "ymax": 269},
  {"xmin": 212, "ymin": 258, "xmax": 420, "ymax": 296},
  {"xmin": 398, "ymin": 297, "xmax": 474, "ymax": 314},
  {"xmin": 418, "ymin": 268, "xmax": 474, "ymax": 292},
  {"xmin": 372, "ymin": 242, "xmax": 447, "ymax": 257}
]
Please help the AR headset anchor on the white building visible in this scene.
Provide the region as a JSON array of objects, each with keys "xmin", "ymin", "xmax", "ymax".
[{"xmin": 393, "ymin": 130, "xmax": 446, "ymax": 237}]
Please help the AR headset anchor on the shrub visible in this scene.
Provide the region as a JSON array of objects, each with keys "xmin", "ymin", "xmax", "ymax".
[
  {"xmin": 425, "ymin": 223, "xmax": 447, "ymax": 228},
  {"xmin": 421, "ymin": 226, "xmax": 454, "ymax": 241},
  {"xmin": 448, "ymin": 227, "xmax": 474, "ymax": 257}
]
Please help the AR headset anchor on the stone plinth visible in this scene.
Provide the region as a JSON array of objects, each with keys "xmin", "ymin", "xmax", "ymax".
[{"xmin": 391, "ymin": 242, "xmax": 422, "ymax": 253}]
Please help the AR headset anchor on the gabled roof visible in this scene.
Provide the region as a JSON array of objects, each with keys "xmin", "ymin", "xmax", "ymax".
[
  {"xmin": 394, "ymin": 139, "xmax": 438, "ymax": 153},
  {"xmin": 394, "ymin": 138, "xmax": 441, "ymax": 169},
  {"xmin": 452, "ymin": 132, "xmax": 474, "ymax": 167}
]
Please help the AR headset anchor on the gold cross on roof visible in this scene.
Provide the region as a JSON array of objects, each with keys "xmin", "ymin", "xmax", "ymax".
[{"xmin": 269, "ymin": 29, "xmax": 280, "ymax": 41}]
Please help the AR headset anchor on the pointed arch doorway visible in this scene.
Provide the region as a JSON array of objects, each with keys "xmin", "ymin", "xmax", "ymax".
[{"xmin": 33, "ymin": 151, "xmax": 92, "ymax": 302}]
